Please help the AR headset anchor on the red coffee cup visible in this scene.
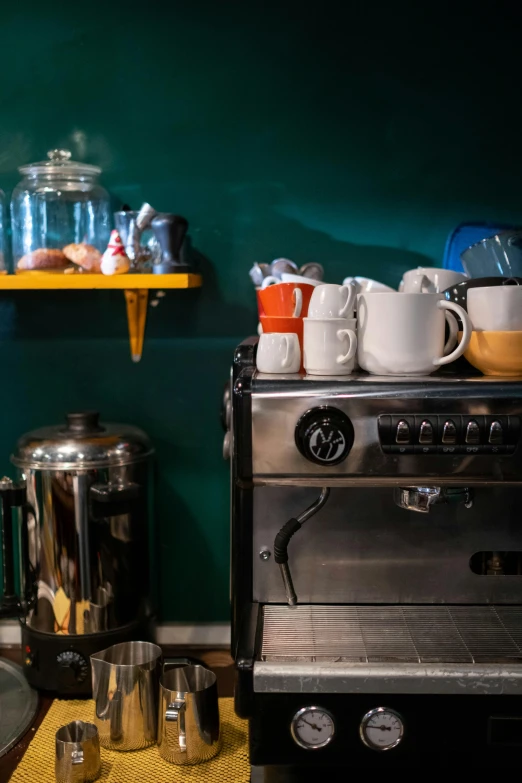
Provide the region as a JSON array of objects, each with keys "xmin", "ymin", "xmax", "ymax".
[
  {"xmin": 260, "ymin": 315, "xmax": 304, "ymax": 370},
  {"xmin": 258, "ymin": 282, "xmax": 315, "ymax": 318}
]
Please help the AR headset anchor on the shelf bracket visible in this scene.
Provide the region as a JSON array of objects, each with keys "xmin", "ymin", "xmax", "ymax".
[{"xmin": 124, "ymin": 289, "xmax": 149, "ymax": 362}]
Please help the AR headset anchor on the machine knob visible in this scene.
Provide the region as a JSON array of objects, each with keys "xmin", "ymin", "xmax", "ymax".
[
  {"xmin": 395, "ymin": 420, "xmax": 411, "ymax": 444},
  {"xmin": 295, "ymin": 407, "xmax": 354, "ymax": 466},
  {"xmin": 56, "ymin": 650, "xmax": 89, "ymax": 685},
  {"xmin": 442, "ymin": 419, "xmax": 457, "ymax": 444},
  {"xmin": 465, "ymin": 420, "xmax": 481, "ymax": 444},
  {"xmin": 488, "ymin": 420, "xmax": 503, "ymax": 445},
  {"xmin": 418, "ymin": 420, "xmax": 434, "ymax": 445}
]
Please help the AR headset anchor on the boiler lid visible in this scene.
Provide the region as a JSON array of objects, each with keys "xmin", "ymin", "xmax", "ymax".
[{"xmin": 11, "ymin": 411, "xmax": 154, "ymax": 470}]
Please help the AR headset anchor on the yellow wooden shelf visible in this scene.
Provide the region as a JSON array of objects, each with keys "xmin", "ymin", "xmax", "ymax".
[
  {"xmin": 0, "ymin": 272, "xmax": 202, "ymax": 290},
  {"xmin": 0, "ymin": 272, "xmax": 203, "ymax": 362}
]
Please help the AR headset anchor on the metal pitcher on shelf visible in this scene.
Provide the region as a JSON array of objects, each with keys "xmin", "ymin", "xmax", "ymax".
[{"xmin": 91, "ymin": 641, "xmax": 162, "ymax": 751}]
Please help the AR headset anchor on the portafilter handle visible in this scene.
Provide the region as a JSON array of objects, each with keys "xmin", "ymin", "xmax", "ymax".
[{"xmin": 395, "ymin": 486, "xmax": 473, "ymax": 513}]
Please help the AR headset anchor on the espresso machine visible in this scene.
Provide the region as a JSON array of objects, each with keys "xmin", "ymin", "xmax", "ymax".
[{"xmin": 227, "ymin": 338, "xmax": 522, "ymax": 772}]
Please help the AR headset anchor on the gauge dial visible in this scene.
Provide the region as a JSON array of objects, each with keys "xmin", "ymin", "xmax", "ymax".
[
  {"xmin": 56, "ymin": 650, "xmax": 89, "ymax": 683},
  {"xmin": 291, "ymin": 706, "xmax": 335, "ymax": 750},
  {"xmin": 360, "ymin": 707, "xmax": 404, "ymax": 751}
]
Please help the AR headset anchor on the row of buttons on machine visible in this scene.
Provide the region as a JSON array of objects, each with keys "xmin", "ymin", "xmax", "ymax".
[{"xmin": 378, "ymin": 415, "xmax": 521, "ymax": 454}]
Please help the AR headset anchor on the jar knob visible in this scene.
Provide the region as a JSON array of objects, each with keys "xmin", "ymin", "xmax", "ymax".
[{"xmin": 47, "ymin": 149, "xmax": 72, "ymax": 162}]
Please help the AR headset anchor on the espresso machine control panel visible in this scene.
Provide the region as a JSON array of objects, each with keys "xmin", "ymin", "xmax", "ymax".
[
  {"xmin": 250, "ymin": 375, "xmax": 522, "ymax": 483},
  {"xmin": 378, "ymin": 414, "xmax": 521, "ymax": 455}
]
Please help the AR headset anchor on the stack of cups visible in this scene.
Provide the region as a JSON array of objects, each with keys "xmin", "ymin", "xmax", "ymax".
[
  {"xmin": 256, "ymin": 278, "xmax": 318, "ymax": 373},
  {"xmin": 303, "ymin": 283, "xmax": 358, "ymax": 375}
]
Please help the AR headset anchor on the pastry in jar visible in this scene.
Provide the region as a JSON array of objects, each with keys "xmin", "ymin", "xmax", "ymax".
[
  {"xmin": 17, "ymin": 248, "xmax": 69, "ymax": 271},
  {"xmin": 63, "ymin": 242, "xmax": 102, "ymax": 273}
]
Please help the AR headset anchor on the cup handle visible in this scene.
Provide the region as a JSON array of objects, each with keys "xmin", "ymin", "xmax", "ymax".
[
  {"xmin": 336, "ymin": 329, "xmax": 357, "ymax": 364},
  {"xmin": 339, "ymin": 283, "xmax": 356, "ymax": 317},
  {"xmin": 410, "ymin": 272, "xmax": 430, "ymax": 293},
  {"xmin": 281, "ymin": 335, "xmax": 291, "ymax": 368},
  {"xmin": 166, "ymin": 698, "xmax": 187, "ymax": 754},
  {"xmin": 443, "ymin": 311, "xmax": 459, "ymax": 354},
  {"xmin": 292, "ymin": 287, "xmax": 302, "ymax": 317},
  {"xmin": 261, "ymin": 275, "xmax": 279, "ymax": 289},
  {"xmin": 433, "ymin": 300, "xmax": 472, "ymax": 366}
]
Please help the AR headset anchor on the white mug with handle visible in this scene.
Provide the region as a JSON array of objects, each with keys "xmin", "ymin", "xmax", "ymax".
[
  {"xmin": 256, "ymin": 332, "xmax": 301, "ymax": 373},
  {"xmin": 400, "ymin": 267, "xmax": 468, "ymax": 294},
  {"xmin": 308, "ymin": 283, "xmax": 357, "ymax": 319},
  {"xmin": 357, "ymin": 292, "xmax": 472, "ymax": 376},
  {"xmin": 304, "ymin": 318, "xmax": 357, "ymax": 375}
]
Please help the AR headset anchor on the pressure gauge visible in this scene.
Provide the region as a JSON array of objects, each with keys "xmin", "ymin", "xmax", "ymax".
[
  {"xmin": 291, "ymin": 706, "xmax": 335, "ymax": 750},
  {"xmin": 360, "ymin": 707, "xmax": 404, "ymax": 751}
]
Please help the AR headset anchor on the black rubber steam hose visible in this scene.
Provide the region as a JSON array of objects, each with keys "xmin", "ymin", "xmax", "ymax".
[{"xmin": 273, "ymin": 518, "xmax": 302, "ymax": 564}]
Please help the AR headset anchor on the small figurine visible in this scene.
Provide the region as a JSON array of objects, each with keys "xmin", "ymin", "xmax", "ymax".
[{"xmin": 101, "ymin": 230, "xmax": 130, "ymax": 275}]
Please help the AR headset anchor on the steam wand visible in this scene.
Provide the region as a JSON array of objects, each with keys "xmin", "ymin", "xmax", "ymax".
[{"xmin": 273, "ymin": 488, "xmax": 330, "ymax": 606}]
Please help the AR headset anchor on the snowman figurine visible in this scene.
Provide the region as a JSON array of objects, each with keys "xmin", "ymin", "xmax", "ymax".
[{"xmin": 101, "ymin": 230, "xmax": 130, "ymax": 275}]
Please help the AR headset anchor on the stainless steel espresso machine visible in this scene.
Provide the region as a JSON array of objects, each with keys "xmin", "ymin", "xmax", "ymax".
[{"xmin": 227, "ymin": 339, "xmax": 522, "ymax": 772}]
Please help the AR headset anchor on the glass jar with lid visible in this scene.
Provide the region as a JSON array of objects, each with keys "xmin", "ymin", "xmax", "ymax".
[{"xmin": 10, "ymin": 149, "xmax": 111, "ymax": 273}]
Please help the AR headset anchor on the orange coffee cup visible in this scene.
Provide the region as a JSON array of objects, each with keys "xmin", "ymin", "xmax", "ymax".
[
  {"xmin": 260, "ymin": 315, "xmax": 304, "ymax": 370},
  {"xmin": 258, "ymin": 282, "xmax": 315, "ymax": 318}
]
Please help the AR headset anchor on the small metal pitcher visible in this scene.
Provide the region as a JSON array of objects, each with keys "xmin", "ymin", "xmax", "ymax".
[
  {"xmin": 157, "ymin": 664, "xmax": 221, "ymax": 765},
  {"xmin": 55, "ymin": 721, "xmax": 101, "ymax": 783},
  {"xmin": 91, "ymin": 641, "xmax": 162, "ymax": 751}
]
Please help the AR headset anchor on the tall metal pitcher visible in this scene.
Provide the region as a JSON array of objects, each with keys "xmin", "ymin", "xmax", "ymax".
[{"xmin": 91, "ymin": 641, "xmax": 162, "ymax": 750}]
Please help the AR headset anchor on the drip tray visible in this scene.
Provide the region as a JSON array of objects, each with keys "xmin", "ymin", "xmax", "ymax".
[{"xmin": 261, "ymin": 605, "xmax": 522, "ymax": 664}]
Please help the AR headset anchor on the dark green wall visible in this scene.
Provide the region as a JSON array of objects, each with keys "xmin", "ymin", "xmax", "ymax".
[{"xmin": 0, "ymin": 1, "xmax": 521, "ymax": 621}]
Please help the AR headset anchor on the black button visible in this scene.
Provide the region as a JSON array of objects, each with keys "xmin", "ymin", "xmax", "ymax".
[
  {"xmin": 437, "ymin": 415, "xmax": 462, "ymax": 446},
  {"xmin": 395, "ymin": 419, "xmax": 411, "ymax": 444},
  {"xmin": 391, "ymin": 416, "xmax": 415, "ymax": 445},
  {"xmin": 465, "ymin": 420, "xmax": 481, "ymax": 444},
  {"xmin": 414, "ymin": 415, "xmax": 438, "ymax": 448},
  {"xmin": 462, "ymin": 415, "xmax": 485, "ymax": 446},
  {"xmin": 485, "ymin": 415, "xmax": 508, "ymax": 446}
]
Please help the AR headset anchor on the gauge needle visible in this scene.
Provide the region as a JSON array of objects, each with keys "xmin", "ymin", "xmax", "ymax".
[
  {"xmin": 303, "ymin": 719, "xmax": 321, "ymax": 731},
  {"xmin": 371, "ymin": 725, "xmax": 392, "ymax": 731}
]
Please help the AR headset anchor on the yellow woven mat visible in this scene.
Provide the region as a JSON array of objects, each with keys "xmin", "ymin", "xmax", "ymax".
[{"xmin": 12, "ymin": 697, "xmax": 249, "ymax": 783}]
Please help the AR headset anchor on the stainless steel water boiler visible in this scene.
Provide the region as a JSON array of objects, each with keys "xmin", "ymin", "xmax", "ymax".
[{"xmin": 10, "ymin": 411, "xmax": 154, "ymax": 696}]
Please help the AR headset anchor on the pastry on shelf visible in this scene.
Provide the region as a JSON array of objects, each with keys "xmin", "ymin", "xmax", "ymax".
[
  {"xmin": 63, "ymin": 242, "xmax": 102, "ymax": 273},
  {"xmin": 17, "ymin": 248, "xmax": 69, "ymax": 271}
]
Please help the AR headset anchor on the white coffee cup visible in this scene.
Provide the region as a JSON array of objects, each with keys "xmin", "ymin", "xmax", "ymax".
[
  {"xmin": 308, "ymin": 283, "xmax": 357, "ymax": 319},
  {"xmin": 342, "ymin": 276, "xmax": 395, "ymax": 294},
  {"xmin": 400, "ymin": 267, "xmax": 468, "ymax": 294},
  {"xmin": 467, "ymin": 284, "xmax": 522, "ymax": 331},
  {"xmin": 256, "ymin": 332, "xmax": 301, "ymax": 373},
  {"xmin": 357, "ymin": 292, "xmax": 472, "ymax": 376},
  {"xmin": 304, "ymin": 318, "xmax": 357, "ymax": 376},
  {"xmin": 261, "ymin": 273, "xmax": 322, "ymax": 288}
]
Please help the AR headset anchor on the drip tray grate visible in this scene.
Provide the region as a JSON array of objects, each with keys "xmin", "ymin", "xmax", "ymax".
[{"xmin": 261, "ymin": 605, "xmax": 522, "ymax": 664}]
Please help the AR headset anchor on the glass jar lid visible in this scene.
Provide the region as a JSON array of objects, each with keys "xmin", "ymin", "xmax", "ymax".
[
  {"xmin": 11, "ymin": 411, "xmax": 153, "ymax": 470},
  {"xmin": 18, "ymin": 149, "xmax": 102, "ymax": 178}
]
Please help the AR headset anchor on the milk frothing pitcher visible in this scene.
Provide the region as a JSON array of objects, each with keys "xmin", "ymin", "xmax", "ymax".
[{"xmin": 91, "ymin": 641, "xmax": 162, "ymax": 750}]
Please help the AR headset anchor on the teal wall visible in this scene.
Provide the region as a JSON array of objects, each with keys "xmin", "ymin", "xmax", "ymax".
[{"xmin": 0, "ymin": 1, "xmax": 521, "ymax": 621}]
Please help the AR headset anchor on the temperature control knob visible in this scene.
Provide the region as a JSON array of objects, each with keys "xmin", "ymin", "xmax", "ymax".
[
  {"xmin": 56, "ymin": 650, "xmax": 89, "ymax": 686},
  {"xmin": 295, "ymin": 407, "xmax": 354, "ymax": 465}
]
